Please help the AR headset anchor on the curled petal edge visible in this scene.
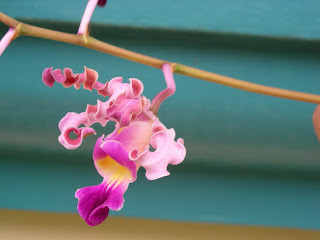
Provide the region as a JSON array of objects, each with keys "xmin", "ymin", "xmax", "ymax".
[
  {"xmin": 55, "ymin": 77, "xmax": 147, "ymax": 150},
  {"xmin": 42, "ymin": 67, "xmax": 110, "ymax": 97},
  {"xmin": 129, "ymin": 119, "xmax": 186, "ymax": 180},
  {"xmin": 58, "ymin": 112, "xmax": 97, "ymax": 150}
]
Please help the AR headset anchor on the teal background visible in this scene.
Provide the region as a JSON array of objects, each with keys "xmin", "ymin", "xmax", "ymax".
[
  {"xmin": 1, "ymin": 0, "xmax": 320, "ymax": 230},
  {"xmin": 2, "ymin": 0, "xmax": 320, "ymax": 39}
]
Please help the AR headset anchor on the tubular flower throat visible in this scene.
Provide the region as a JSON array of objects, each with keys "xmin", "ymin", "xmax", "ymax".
[{"xmin": 42, "ymin": 64, "xmax": 186, "ymax": 226}]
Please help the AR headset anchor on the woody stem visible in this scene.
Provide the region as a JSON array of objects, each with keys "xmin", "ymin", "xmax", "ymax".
[{"xmin": 1, "ymin": 12, "xmax": 320, "ymax": 104}]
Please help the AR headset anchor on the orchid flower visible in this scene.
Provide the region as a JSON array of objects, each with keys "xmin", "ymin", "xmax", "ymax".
[{"xmin": 42, "ymin": 63, "xmax": 186, "ymax": 226}]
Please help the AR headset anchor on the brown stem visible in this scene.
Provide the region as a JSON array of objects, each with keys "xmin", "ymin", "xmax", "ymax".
[
  {"xmin": 174, "ymin": 65, "xmax": 320, "ymax": 104},
  {"xmin": 1, "ymin": 12, "xmax": 320, "ymax": 104}
]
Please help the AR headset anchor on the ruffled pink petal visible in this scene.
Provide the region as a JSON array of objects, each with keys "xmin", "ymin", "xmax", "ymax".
[
  {"xmin": 109, "ymin": 97, "xmax": 144, "ymax": 128},
  {"xmin": 107, "ymin": 77, "xmax": 144, "ymax": 100},
  {"xmin": 58, "ymin": 112, "xmax": 97, "ymax": 150},
  {"xmin": 151, "ymin": 117, "xmax": 167, "ymax": 132},
  {"xmin": 42, "ymin": 67, "xmax": 110, "ymax": 97},
  {"xmin": 313, "ymin": 105, "xmax": 320, "ymax": 142},
  {"xmin": 133, "ymin": 120, "xmax": 186, "ymax": 180},
  {"xmin": 78, "ymin": 78, "xmax": 145, "ymax": 130},
  {"xmin": 51, "ymin": 74, "xmax": 148, "ymax": 149},
  {"xmin": 114, "ymin": 117, "xmax": 154, "ymax": 155},
  {"xmin": 129, "ymin": 78, "xmax": 144, "ymax": 98}
]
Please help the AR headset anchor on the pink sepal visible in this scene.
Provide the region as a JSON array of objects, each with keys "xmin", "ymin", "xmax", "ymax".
[
  {"xmin": 55, "ymin": 74, "xmax": 146, "ymax": 150},
  {"xmin": 42, "ymin": 67, "xmax": 110, "ymax": 97},
  {"xmin": 132, "ymin": 119, "xmax": 186, "ymax": 180},
  {"xmin": 58, "ymin": 112, "xmax": 97, "ymax": 150}
]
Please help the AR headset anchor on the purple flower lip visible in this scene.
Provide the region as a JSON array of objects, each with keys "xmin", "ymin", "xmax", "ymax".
[{"xmin": 98, "ymin": 0, "xmax": 107, "ymax": 7}]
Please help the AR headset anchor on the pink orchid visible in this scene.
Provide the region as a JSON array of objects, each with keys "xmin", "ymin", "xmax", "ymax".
[{"xmin": 42, "ymin": 64, "xmax": 186, "ymax": 226}]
